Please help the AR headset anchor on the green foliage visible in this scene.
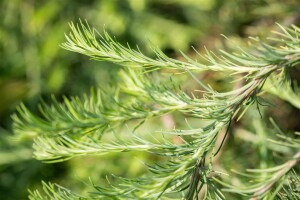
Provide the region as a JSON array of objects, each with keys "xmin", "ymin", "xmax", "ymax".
[
  {"xmin": 2, "ymin": 1, "xmax": 241, "ymax": 198},
  {"xmin": 13, "ymin": 22, "xmax": 300, "ymax": 199},
  {"xmin": 1, "ymin": 0, "xmax": 300, "ymax": 199}
]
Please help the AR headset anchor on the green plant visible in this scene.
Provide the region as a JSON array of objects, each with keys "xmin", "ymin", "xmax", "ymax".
[{"xmin": 13, "ymin": 21, "xmax": 300, "ymax": 199}]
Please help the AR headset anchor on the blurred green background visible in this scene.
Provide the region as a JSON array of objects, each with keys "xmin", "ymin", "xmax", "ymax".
[{"xmin": 0, "ymin": 0, "xmax": 299, "ymax": 199}]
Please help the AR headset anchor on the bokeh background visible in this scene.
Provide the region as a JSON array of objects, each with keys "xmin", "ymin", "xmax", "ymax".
[{"xmin": 0, "ymin": 0, "xmax": 300, "ymax": 199}]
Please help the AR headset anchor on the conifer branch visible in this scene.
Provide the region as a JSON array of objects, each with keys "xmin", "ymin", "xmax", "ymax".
[
  {"xmin": 14, "ymin": 22, "xmax": 300, "ymax": 199},
  {"xmin": 265, "ymin": 74, "xmax": 300, "ymax": 109},
  {"xmin": 28, "ymin": 181, "xmax": 85, "ymax": 200},
  {"xmin": 215, "ymin": 128, "xmax": 300, "ymax": 199},
  {"xmin": 215, "ymin": 151, "xmax": 300, "ymax": 199},
  {"xmin": 61, "ymin": 21, "xmax": 300, "ymax": 75}
]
